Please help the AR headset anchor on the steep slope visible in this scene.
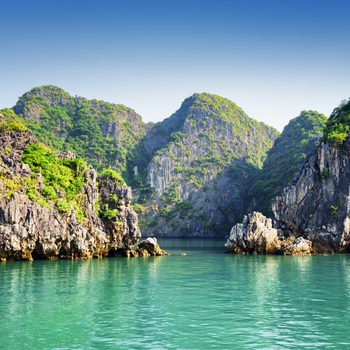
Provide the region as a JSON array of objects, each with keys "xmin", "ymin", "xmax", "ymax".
[
  {"xmin": 248, "ymin": 111, "xmax": 327, "ymax": 216},
  {"xmin": 226, "ymin": 98, "xmax": 350, "ymax": 254},
  {"xmin": 138, "ymin": 93, "xmax": 279, "ymax": 237}
]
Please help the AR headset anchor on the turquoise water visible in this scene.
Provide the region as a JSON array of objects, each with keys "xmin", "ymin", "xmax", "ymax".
[{"xmin": 1, "ymin": 239, "xmax": 350, "ymax": 350}]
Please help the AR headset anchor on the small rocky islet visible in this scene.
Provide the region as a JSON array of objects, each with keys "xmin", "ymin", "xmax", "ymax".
[{"xmin": 1, "ymin": 86, "xmax": 350, "ymax": 259}]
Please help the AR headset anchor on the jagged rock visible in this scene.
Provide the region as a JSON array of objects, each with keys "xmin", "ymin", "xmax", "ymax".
[
  {"xmin": 136, "ymin": 237, "xmax": 169, "ymax": 256},
  {"xmin": 272, "ymin": 138, "xmax": 350, "ymax": 253},
  {"xmin": 283, "ymin": 237, "xmax": 312, "ymax": 255},
  {"xmin": 0, "ymin": 129, "xmax": 154, "ymax": 261},
  {"xmin": 225, "ymin": 212, "xmax": 280, "ymax": 254},
  {"xmin": 228, "ymin": 134, "xmax": 350, "ymax": 254}
]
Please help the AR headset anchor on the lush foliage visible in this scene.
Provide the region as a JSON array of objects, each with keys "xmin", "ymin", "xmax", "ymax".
[
  {"xmin": 11, "ymin": 86, "xmax": 281, "ymax": 236},
  {"xmin": 99, "ymin": 168, "xmax": 125, "ymax": 186},
  {"xmin": 21, "ymin": 143, "xmax": 88, "ymax": 223},
  {"xmin": 0, "ymin": 121, "xmax": 26, "ymax": 133},
  {"xmin": 103, "ymin": 208, "xmax": 120, "ymax": 221},
  {"xmin": 322, "ymin": 99, "xmax": 350, "ymax": 146},
  {"xmin": 0, "ymin": 108, "xmax": 27, "ymax": 132},
  {"xmin": 248, "ymin": 110, "xmax": 327, "ymax": 216}
]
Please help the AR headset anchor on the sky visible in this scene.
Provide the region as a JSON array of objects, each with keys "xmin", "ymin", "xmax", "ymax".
[{"xmin": 1, "ymin": 0, "xmax": 349, "ymax": 132}]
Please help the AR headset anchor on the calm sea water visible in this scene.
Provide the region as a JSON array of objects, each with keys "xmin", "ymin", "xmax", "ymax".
[{"xmin": 1, "ymin": 238, "xmax": 350, "ymax": 350}]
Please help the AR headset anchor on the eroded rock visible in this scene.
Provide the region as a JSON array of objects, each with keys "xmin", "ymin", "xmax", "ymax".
[
  {"xmin": 136, "ymin": 237, "xmax": 169, "ymax": 256},
  {"xmin": 0, "ymin": 129, "xmax": 154, "ymax": 261},
  {"xmin": 283, "ymin": 237, "xmax": 312, "ymax": 256},
  {"xmin": 225, "ymin": 212, "xmax": 280, "ymax": 254}
]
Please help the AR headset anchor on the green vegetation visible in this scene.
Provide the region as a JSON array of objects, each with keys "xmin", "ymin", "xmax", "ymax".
[
  {"xmin": 13, "ymin": 85, "xmax": 149, "ymax": 182},
  {"xmin": 159, "ymin": 199, "xmax": 193, "ymax": 222},
  {"xmin": 132, "ymin": 203, "xmax": 145, "ymax": 214},
  {"xmin": 21, "ymin": 143, "xmax": 88, "ymax": 223},
  {"xmin": 99, "ymin": 168, "xmax": 125, "ymax": 186},
  {"xmin": 6, "ymin": 87, "xmax": 350, "ymax": 238},
  {"xmin": 329, "ymin": 205, "xmax": 338, "ymax": 216},
  {"xmin": 9, "ymin": 86, "xmax": 158, "ymax": 208},
  {"xmin": 169, "ymin": 131, "xmax": 188, "ymax": 141},
  {"xmin": 248, "ymin": 110, "xmax": 327, "ymax": 216},
  {"xmin": 322, "ymin": 99, "xmax": 350, "ymax": 146},
  {"xmin": 320, "ymin": 168, "xmax": 332, "ymax": 179},
  {"xmin": 0, "ymin": 175, "xmax": 22, "ymax": 200},
  {"xmin": 0, "ymin": 108, "xmax": 27, "ymax": 132},
  {"xmin": 8, "ymin": 87, "xmax": 282, "ymax": 236},
  {"xmin": 103, "ymin": 208, "xmax": 120, "ymax": 221},
  {"xmin": 0, "ymin": 121, "xmax": 26, "ymax": 133}
]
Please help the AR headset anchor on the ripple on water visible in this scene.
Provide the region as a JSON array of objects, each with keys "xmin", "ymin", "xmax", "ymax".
[{"xmin": 0, "ymin": 239, "xmax": 350, "ymax": 349}]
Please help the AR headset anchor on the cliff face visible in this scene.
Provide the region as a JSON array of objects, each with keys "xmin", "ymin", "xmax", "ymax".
[
  {"xmin": 226, "ymin": 136, "xmax": 350, "ymax": 254},
  {"xmin": 139, "ymin": 93, "xmax": 278, "ymax": 237},
  {"xmin": 0, "ymin": 123, "xmax": 162, "ymax": 261},
  {"xmin": 272, "ymin": 140, "xmax": 350, "ymax": 253}
]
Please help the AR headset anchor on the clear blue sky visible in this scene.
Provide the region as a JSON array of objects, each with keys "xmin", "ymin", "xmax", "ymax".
[{"xmin": 1, "ymin": 0, "xmax": 349, "ymax": 131}]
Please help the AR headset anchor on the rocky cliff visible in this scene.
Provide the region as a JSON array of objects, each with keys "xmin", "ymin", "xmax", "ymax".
[
  {"xmin": 226, "ymin": 100, "xmax": 350, "ymax": 254},
  {"xmin": 271, "ymin": 140, "xmax": 350, "ymax": 253},
  {"xmin": 0, "ymin": 117, "xmax": 166, "ymax": 261}
]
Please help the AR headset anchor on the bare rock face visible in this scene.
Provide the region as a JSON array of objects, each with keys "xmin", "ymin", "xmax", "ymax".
[
  {"xmin": 0, "ymin": 129, "xmax": 150, "ymax": 261},
  {"xmin": 225, "ymin": 212, "xmax": 279, "ymax": 254},
  {"xmin": 139, "ymin": 94, "xmax": 278, "ymax": 238},
  {"xmin": 283, "ymin": 237, "xmax": 312, "ymax": 256},
  {"xmin": 272, "ymin": 139, "xmax": 350, "ymax": 253}
]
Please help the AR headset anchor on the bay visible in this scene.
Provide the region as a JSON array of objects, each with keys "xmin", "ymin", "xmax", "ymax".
[{"xmin": 1, "ymin": 238, "xmax": 350, "ymax": 349}]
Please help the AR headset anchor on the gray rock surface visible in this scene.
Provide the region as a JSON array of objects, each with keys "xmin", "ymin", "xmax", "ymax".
[
  {"xmin": 227, "ymin": 136, "xmax": 350, "ymax": 254},
  {"xmin": 0, "ymin": 129, "xmax": 145, "ymax": 261},
  {"xmin": 225, "ymin": 212, "xmax": 279, "ymax": 254},
  {"xmin": 139, "ymin": 94, "xmax": 278, "ymax": 237},
  {"xmin": 272, "ymin": 140, "xmax": 350, "ymax": 253},
  {"xmin": 283, "ymin": 237, "xmax": 312, "ymax": 255},
  {"xmin": 136, "ymin": 237, "xmax": 169, "ymax": 256}
]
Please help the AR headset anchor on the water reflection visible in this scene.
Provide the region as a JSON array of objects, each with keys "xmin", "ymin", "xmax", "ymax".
[{"xmin": 1, "ymin": 244, "xmax": 350, "ymax": 349}]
